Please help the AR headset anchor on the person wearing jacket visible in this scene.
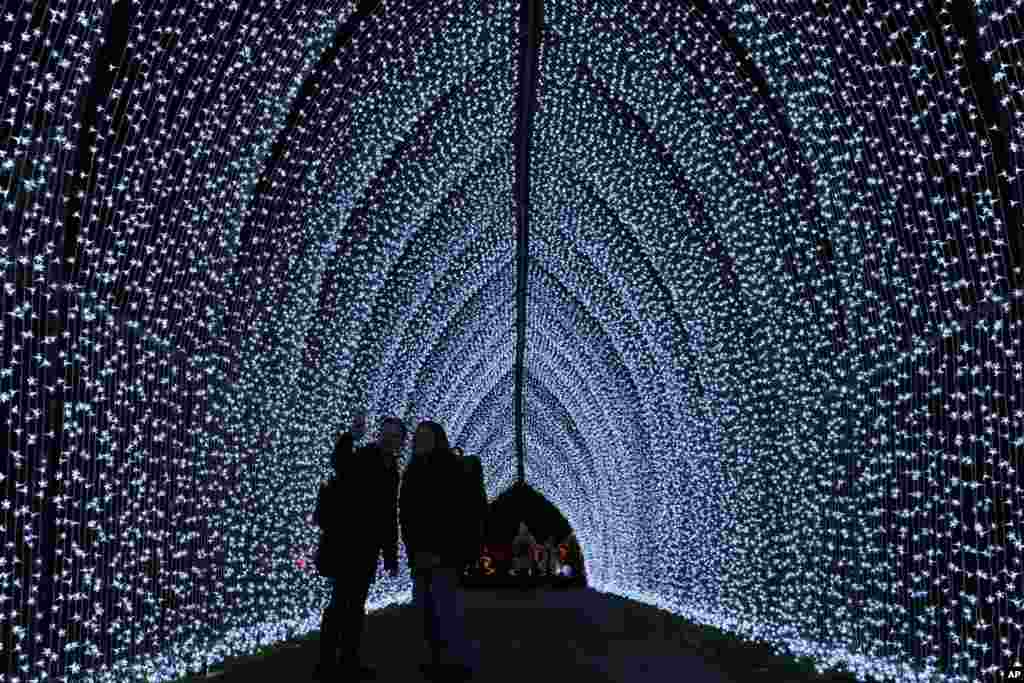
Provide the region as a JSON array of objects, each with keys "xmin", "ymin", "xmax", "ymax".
[
  {"xmin": 543, "ymin": 536, "xmax": 560, "ymax": 582},
  {"xmin": 512, "ymin": 521, "xmax": 538, "ymax": 585},
  {"xmin": 314, "ymin": 415, "xmax": 405, "ymax": 681},
  {"xmin": 399, "ymin": 421, "xmax": 476, "ymax": 682},
  {"xmin": 560, "ymin": 532, "xmax": 583, "ymax": 580},
  {"xmin": 454, "ymin": 449, "xmax": 488, "ymax": 578},
  {"xmin": 511, "ymin": 522, "xmax": 538, "ymax": 590}
]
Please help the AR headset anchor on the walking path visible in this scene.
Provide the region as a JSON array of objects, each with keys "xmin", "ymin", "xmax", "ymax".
[{"xmin": 190, "ymin": 586, "xmax": 858, "ymax": 683}]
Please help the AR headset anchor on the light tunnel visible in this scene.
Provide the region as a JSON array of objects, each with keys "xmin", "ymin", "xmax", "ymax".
[{"xmin": 1, "ymin": 0, "xmax": 1023, "ymax": 682}]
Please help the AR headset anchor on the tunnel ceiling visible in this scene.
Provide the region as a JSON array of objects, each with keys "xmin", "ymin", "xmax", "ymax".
[{"xmin": 2, "ymin": 0, "xmax": 1024, "ymax": 682}]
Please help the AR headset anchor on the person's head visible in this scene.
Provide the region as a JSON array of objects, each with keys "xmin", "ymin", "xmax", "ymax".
[
  {"xmin": 413, "ymin": 420, "xmax": 450, "ymax": 457},
  {"xmin": 378, "ymin": 416, "xmax": 407, "ymax": 456},
  {"xmin": 351, "ymin": 406, "xmax": 368, "ymax": 441},
  {"xmin": 518, "ymin": 521, "xmax": 529, "ymax": 536}
]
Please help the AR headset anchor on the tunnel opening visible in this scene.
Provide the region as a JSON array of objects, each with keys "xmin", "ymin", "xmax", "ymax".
[{"xmin": 464, "ymin": 481, "xmax": 586, "ymax": 589}]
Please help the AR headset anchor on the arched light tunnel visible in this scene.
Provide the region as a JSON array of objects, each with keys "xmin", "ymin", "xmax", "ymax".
[{"xmin": 1, "ymin": 0, "xmax": 1023, "ymax": 681}]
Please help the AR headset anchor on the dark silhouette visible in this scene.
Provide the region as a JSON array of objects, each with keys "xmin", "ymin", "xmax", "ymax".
[
  {"xmin": 313, "ymin": 431, "xmax": 354, "ymax": 577},
  {"xmin": 560, "ymin": 533, "xmax": 585, "ymax": 582},
  {"xmin": 455, "ymin": 450, "xmax": 488, "ymax": 577},
  {"xmin": 461, "ymin": 482, "xmax": 582, "ymax": 588},
  {"xmin": 314, "ymin": 417, "xmax": 405, "ymax": 681},
  {"xmin": 542, "ymin": 536, "xmax": 559, "ymax": 583},
  {"xmin": 399, "ymin": 421, "xmax": 480, "ymax": 681},
  {"xmin": 512, "ymin": 522, "xmax": 538, "ymax": 590}
]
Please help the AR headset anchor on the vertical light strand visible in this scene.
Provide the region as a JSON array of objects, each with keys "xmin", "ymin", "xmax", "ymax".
[{"xmin": 0, "ymin": 1, "xmax": 1021, "ymax": 682}]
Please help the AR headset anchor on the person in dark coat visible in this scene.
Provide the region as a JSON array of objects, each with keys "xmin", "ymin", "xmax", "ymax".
[
  {"xmin": 512, "ymin": 522, "xmax": 538, "ymax": 590},
  {"xmin": 314, "ymin": 415, "xmax": 405, "ymax": 681},
  {"xmin": 399, "ymin": 421, "xmax": 477, "ymax": 681},
  {"xmin": 453, "ymin": 449, "xmax": 488, "ymax": 577},
  {"xmin": 543, "ymin": 536, "xmax": 559, "ymax": 581}
]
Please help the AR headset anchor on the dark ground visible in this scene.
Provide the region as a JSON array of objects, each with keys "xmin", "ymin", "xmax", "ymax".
[{"xmin": 175, "ymin": 584, "xmax": 864, "ymax": 683}]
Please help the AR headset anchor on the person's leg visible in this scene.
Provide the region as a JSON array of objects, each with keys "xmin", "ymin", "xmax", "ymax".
[
  {"xmin": 414, "ymin": 569, "xmax": 442, "ymax": 665},
  {"xmin": 318, "ymin": 578, "xmax": 342, "ymax": 672},
  {"xmin": 333, "ymin": 571, "xmax": 354, "ymax": 668},
  {"xmin": 339, "ymin": 556, "xmax": 376, "ymax": 668},
  {"xmin": 412, "ymin": 570, "xmax": 433, "ymax": 676},
  {"xmin": 433, "ymin": 567, "xmax": 470, "ymax": 669},
  {"xmin": 451, "ymin": 566, "xmax": 476, "ymax": 674}
]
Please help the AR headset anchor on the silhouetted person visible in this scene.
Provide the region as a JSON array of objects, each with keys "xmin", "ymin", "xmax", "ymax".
[
  {"xmin": 314, "ymin": 424, "xmax": 359, "ymax": 576},
  {"xmin": 532, "ymin": 536, "xmax": 547, "ymax": 579},
  {"xmin": 314, "ymin": 415, "xmax": 404, "ymax": 681},
  {"xmin": 560, "ymin": 532, "xmax": 583, "ymax": 582},
  {"xmin": 541, "ymin": 536, "xmax": 558, "ymax": 583},
  {"xmin": 313, "ymin": 428, "xmax": 353, "ymax": 678},
  {"xmin": 400, "ymin": 421, "xmax": 477, "ymax": 681},
  {"xmin": 453, "ymin": 449, "xmax": 488, "ymax": 578},
  {"xmin": 512, "ymin": 522, "xmax": 537, "ymax": 589}
]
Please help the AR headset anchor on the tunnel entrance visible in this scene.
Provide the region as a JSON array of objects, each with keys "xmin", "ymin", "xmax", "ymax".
[{"xmin": 462, "ymin": 482, "xmax": 586, "ymax": 589}]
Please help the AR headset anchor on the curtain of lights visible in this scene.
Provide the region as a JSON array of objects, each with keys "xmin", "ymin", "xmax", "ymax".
[{"xmin": 1, "ymin": 1, "xmax": 1021, "ymax": 682}]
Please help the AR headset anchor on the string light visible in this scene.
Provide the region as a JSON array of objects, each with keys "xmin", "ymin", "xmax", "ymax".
[{"xmin": 0, "ymin": 1, "xmax": 1021, "ymax": 683}]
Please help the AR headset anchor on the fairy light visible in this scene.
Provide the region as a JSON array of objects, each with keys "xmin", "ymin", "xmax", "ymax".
[
  {"xmin": 1, "ymin": 1, "xmax": 1022, "ymax": 683},
  {"xmin": 524, "ymin": 2, "xmax": 1022, "ymax": 683}
]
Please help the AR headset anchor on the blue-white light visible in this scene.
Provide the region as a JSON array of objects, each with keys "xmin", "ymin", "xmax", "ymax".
[{"xmin": 0, "ymin": 1, "xmax": 1021, "ymax": 683}]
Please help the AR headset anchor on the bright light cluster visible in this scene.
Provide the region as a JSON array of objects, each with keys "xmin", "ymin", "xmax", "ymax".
[
  {"xmin": 0, "ymin": 1, "xmax": 1021, "ymax": 683},
  {"xmin": 526, "ymin": 2, "xmax": 1023, "ymax": 683}
]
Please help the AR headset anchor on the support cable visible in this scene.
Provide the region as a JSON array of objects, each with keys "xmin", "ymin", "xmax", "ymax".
[{"xmin": 513, "ymin": 0, "xmax": 542, "ymax": 485}]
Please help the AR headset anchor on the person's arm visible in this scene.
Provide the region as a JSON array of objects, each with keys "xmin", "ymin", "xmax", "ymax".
[
  {"xmin": 384, "ymin": 466, "xmax": 399, "ymax": 571},
  {"xmin": 471, "ymin": 462, "xmax": 486, "ymax": 528},
  {"xmin": 317, "ymin": 431, "xmax": 352, "ymax": 529},
  {"xmin": 399, "ymin": 461, "xmax": 416, "ymax": 564},
  {"xmin": 458, "ymin": 464, "xmax": 481, "ymax": 569},
  {"xmin": 333, "ymin": 432, "xmax": 354, "ymax": 470},
  {"xmin": 472, "ymin": 468, "xmax": 487, "ymax": 561}
]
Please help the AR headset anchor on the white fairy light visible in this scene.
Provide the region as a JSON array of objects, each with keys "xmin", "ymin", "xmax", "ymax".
[{"xmin": 0, "ymin": 1, "xmax": 1021, "ymax": 683}]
